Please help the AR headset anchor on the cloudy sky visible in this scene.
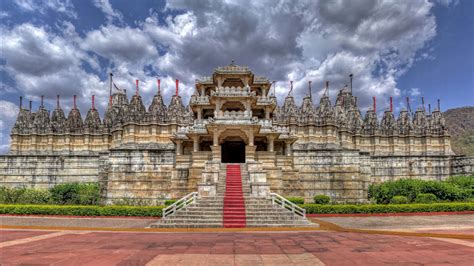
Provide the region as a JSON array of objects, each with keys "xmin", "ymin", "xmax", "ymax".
[{"xmin": 0, "ymin": 0, "xmax": 473, "ymax": 153}]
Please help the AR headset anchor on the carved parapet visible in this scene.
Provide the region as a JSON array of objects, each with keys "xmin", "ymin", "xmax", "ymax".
[
  {"xmin": 190, "ymin": 95, "xmax": 210, "ymax": 105},
  {"xmin": 256, "ymin": 95, "xmax": 276, "ymax": 106},
  {"xmin": 211, "ymin": 86, "xmax": 255, "ymax": 97}
]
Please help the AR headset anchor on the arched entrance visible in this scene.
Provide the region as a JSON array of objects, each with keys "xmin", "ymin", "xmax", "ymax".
[
  {"xmin": 221, "ymin": 140, "xmax": 245, "ymax": 163},
  {"xmin": 219, "ymin": 130, "xmax": 248, "ymax": 163}
]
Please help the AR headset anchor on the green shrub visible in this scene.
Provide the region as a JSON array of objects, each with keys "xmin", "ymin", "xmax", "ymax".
[
  {"xmin": 414, "ymin": 193, "xmax": 437, "ymax": 203},
  {"xmin": 49, "ymin": 183, "xmax": 100, "ymax": 205},
  {"xmin": 301, "ymin": 202, "xmax": 474, "ymax": 214},
  {"xmin": 0, "ymin": 204, "xmax": 164, "ymax": 217},
  {"xmin": 446, "ymin": 175, "xmax": 474, "ymax": 190},
  {"xmin": 286, "ymin": 197, "xmax": 304, "ymax": 204},
  {"xmin": 390, "ymin": 196, "xmax": 409, "ymax": 204},
  {"xmin": 368, "ymin": 179, "xmax": 470, "ymax": 204},
  {"xmin": 314, "ymin": 195, "xmax": 330, "ymax": 204},
  {"xmin": 165, "ymin": 199, "xmax": 177, "ymax": 206},
  {"xmin": 0, "ymin": 187, "xmax": 52, "ymax": 204}
]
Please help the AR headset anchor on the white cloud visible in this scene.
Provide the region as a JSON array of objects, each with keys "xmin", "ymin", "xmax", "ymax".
[
  {"xmin": 0, "ymin": 101, "xmax": 19, "ymax": 154},
  {"xmin": 410, "ymin": 88, "xmax": 422, "ymax": 96},
  {"xmin": 14, "ymin": 0, "xmax": 77, "ymax": 18},
  {"xmin": 93, "ymin": 0, "xmax": 123, "ymax": 24}
]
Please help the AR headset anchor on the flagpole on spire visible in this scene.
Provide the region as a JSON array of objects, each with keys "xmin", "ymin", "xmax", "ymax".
[
  {"xmin": 288, "ymin": 81, "xmax": 293, "ymax": 97},
  {"xmin": 175, "ymin": 79, "xmax": 179, "ymax": 96},
  {"xmin": 135, "ymin": 79, "xmax": 139, "ymax": 96},
  {"xmin": 92, "ymin": 95, "xmax": 95, "ymax": 110},
  {"xmin": 373, "ymin": 96, "xmax": 376, "ymax": 112},
  {"xmin": 57, "ymin": 95, "xmax": 60, "ymax": 109},
  {"xmin": 19, "ymin": 96, "xmax": 23, "ymax": 110},
  {"xmin": 157, "ymin": 79, "xmax": 161, "ymax": 95},
  {"xmin": 109, "ymin": 72, "xmax": 113, "ymax": 98},
  {"xmin": 349, "ymin": 74, "xmax": 353, "ymax": 94},
  {"xmin": 325, "ymin": 81, "xmax": 329, "ymax": 97},
  {"xmin": 73, "ymin": 95, "xmax": 77, "ymax": 109},
  {"xmin": 308, "ymin": 81, "xmax": 312, "ymax": 100}
]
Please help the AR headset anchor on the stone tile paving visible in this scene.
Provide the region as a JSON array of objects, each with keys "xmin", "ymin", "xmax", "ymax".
[
  {"xmin": 1, "ymin": 230, "xmax": 473, "ymax": 265},
  {"xmin": 0, "ymin": 230, "xmax": 53, "ymax": 243}
]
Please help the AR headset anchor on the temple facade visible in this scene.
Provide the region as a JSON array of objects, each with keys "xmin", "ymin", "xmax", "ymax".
[{"xmin": 1, "ymin": 63, "xmax": 472, "ymax": 204}]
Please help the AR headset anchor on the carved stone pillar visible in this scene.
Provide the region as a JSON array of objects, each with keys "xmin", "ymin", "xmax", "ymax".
[
  {"xmin": 197, "ymin": 108, "xmax": 202, "ymax": 121},
  {"xmin": 176, "ymin": 140, "xmax": 182, "ymax": 156},
  {"xmin": 267, "ymin": 135, "xmax": 274, "ymax": 152},
  {"xmin": 265, "ymin": 108, "xmax": 270, "ymax": 120},
  {"xmin": 192, "ymin": 135, "xmax": 199, "ymax": 152},
  {"xmin": 213, "ymin": 130, "xmax": 219, "ymax": 146},
  {"xmin": 285, "ymin": 141, "xmax": 292, "ymax": 156}
]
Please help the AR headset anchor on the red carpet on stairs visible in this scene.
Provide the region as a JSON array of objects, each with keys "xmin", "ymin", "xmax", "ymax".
[{"xmin": 223, "ymin": 164, "xmax": 246, "ymax": 228}]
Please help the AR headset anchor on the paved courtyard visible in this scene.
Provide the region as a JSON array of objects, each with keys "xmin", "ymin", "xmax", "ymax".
[{"xmin": 1, "ymin": 214, "xmax": 473, "ymax": 265}]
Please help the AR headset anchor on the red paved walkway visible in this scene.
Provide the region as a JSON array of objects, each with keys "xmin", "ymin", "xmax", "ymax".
[{"xmin": 1, "ymin": 229, "xmax": 473, "ymax": 265}]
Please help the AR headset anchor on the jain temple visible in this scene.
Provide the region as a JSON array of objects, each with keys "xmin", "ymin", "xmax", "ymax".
[{"xmin": 1, "ymin": 63, "xmax": 473, "ymax": 224}]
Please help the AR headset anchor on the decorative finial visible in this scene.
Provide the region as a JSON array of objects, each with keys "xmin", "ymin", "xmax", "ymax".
[
  {"xmin": 437, "ymin": 99, "xmax": 440, "ymax": 111},
  {"xmin": 421, "ymin": 97, "xmax": 425, "ymax": 112},
  {"xmin": 373, "ymin": 96, "xmax": 376, "ymax": 112},
  {"xmin": 57, "ymin": 95, "xmax": 60, "ymax": 109},
  {"xmin": 406, "ymin": 97, "xmax": 411, "ymax": 113},
  {"xmin": 325, "ymin": 81, "xmax": 329, "ymax": 96},
  {"xmin": 428, "ymin": 103, "xmax": 431, "ymax": 115},
  {"xmin": 135, "ymin": 79, "xmax": 139, "ymax": 96},
  {"xmin": 157, "ymin": 79, "xmax": 161, "ymax": 95},
  {"xmin": 390, "ymin": 96, "xmax": 393, "ymax": 112},
  {"xmin": 73, "ymin": 95, "xmax": 77, "ymax": 109},
  {"xmin": 231, "ymin": 59, "xmax": 235, "ymax": 66},
  {"xmin": 92, "ymin": 95, "xmax": 95, "ymax": 110},
  {"xmin": 29, "ymin": 100, "xmax": 32, "ymax": 112},
  {"xmin": 19, "ymin": 96, "xmax": 23, "ymax": 109},
  {"xmin": 109, "ymin": 72, "xmax": 113, "ymax": 97},
  {"xmin": 41, "ymin": 95, "xmax": 44, "ymax": 107},
  {"xmin": 308, "ymin": 81, "xmax": 312, "ymax": 100},
  {"xmin": 175, "ymin": 79, "xmax": 179, "ymax": 96},
  {"xmin": 349, "ymin": 73, "xmax": 353, "ymax": 94}
]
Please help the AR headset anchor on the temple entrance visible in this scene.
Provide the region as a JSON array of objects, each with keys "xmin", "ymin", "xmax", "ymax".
[{"xmin": 221, "ymin": 141, "xmax": 245, "ymax": 163}]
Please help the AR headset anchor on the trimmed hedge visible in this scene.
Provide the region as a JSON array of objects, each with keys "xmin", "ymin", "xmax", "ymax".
[
  {"xmin": 314, "ymin": 195, "xmax": 331, "ymax": 204},
  {"xmin": 390, "ymin": 196, "xmax": 409, "ymax": 204},
  {"xmin": 286, "ymin": 197, "xmax": 305, "ymax": 204},
  {"xmin": 0, "ymin": 204, "xmax": 163, "ymax": 217},
  {"xmin": 164, "ymin": 199, "xmax": 177, "ymax": 206},
  {"xmin": 368, "ymin": 179, "xmax": 471, "ymax": 204},
  {"xmin": 414, "ymin": 193, "xmax": 437, "ymax": 203},
  {"xmin": 301, "ymin": 202, "xmax": 474, "ymax": 214}
]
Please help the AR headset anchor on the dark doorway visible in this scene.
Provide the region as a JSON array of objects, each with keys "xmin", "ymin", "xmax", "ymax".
[{"xmin": 221, "ymin": 141, "xmax": 245, "ymax": 163}]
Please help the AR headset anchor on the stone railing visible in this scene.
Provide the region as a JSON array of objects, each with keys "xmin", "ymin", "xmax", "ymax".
[
  {"xmin": 190, "ymin": 95, "xmax": 210, "ymax": 105},
  {"xmin": 215, "ymin": 110, "xmax": 252, "ymax": 120},
  {"xmin": 256, "ymin": 96, "xmax": 276, "ymax": 106},
  {"xmin": 211, "ymin": 86, "xmax": 255, "ymax": 97}
]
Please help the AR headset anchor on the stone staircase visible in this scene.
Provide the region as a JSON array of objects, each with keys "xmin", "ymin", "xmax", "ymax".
[{"xmin": 150, "ymin": 163, "xmax": 316, "ymax": 228}]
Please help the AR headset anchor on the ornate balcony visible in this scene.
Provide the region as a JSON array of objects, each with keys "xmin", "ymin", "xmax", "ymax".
[
  {"xmin": 211, "ymin": 86, "xmax": 256, "ymax": 97},
  {"xmin": 190, "ymin": 95, "xmax": 210, "ymax": 105}
]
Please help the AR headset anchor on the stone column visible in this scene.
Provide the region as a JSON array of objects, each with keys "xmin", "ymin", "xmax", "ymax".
[
  {"xmin": 285, "ymin": 141, "xmax": 292, "ymax": 156},
  {"xmin": 197, "ymin": 107, "xmax": 202, "ymax": 121},
  {"xmin": 192, "ymin": 135, "xmax": 199, "ymax": 152},
  {"xmin": 267, "ymin": 135, "xmax": 274, "ymax": 152},
  {"xmin": 176, "ymin": 140, "xmax": 182, "ymax": 156},
  {"xmin": 213, "ymin": 130, "xmax": 219, "ymax": 146},
  {"xmin": 248, "ymin": 130, "xmax": 254, "ymax": 146},
  {"xmin": 265, "ymin": 108, "xmax": 270, "ymax": 120},
  {"xmin": 262, "ymin": 87, "xmax": 267, "ymax": 97}
]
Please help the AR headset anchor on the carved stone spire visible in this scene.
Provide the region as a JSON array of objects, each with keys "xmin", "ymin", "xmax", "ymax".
[
  {"xmin": 298, "ymin": 96, "xmax": 316, "ymax": 124},
  {"xmin": 396, "ymin": 108, "xmax": 413, "ymax": 135},
  {"xmin": 334, "ymin": 99, "xmax": 348, "ymax": 129},
  {"xmin": 430, "ymin": 108, "xmax": 447, "ymax": 135},
  {"xmin": 316, "ymin": 94, "xmax": 334, "ymax": 125},
  {"xmin": 66, "ymin": 95, "xmax": 84, "ymax": 134},
  {"xmin": 167, "ymin": 95, "xmax": 186, "ymax": 124},
  {"xmin": 33, "ymin": 96, "xmax": 51, "ymax": 134},
  {"xmin": 412, "ymin": 107, "xmax": 429, "ymax": 135},
  {"xmin": 380, "ymin": 109, "xmax": 396, "ymax": 135},
  {"xmin": 281, "ymin": 94, "xmax": 298, "ymax": 124},
  {"xmin": 126, "ymin": 92, "xmax": 146, "ymax": 123},
  {"xmin": 362, "ymin": 108, "xmax": 379, "ymax": 135},
  {"xmin": 84, "ymin": 95, "xmax": 102, "ymax": 133},
  {"xmin": 51, "ymin": 95, "xmax": 67, "ymax": 133},
  {"xmin": 12, "ymin": 96, "xmax": 31, "ymax": 134},
  {"xmin": 147, "ymin": 80, "xmax": 167, "ymax": 123}
]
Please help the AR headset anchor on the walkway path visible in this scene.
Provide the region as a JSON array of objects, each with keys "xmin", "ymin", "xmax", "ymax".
[{"xmin": 1, "ymin": 214, "xmax": 473, "ymax": 265}]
